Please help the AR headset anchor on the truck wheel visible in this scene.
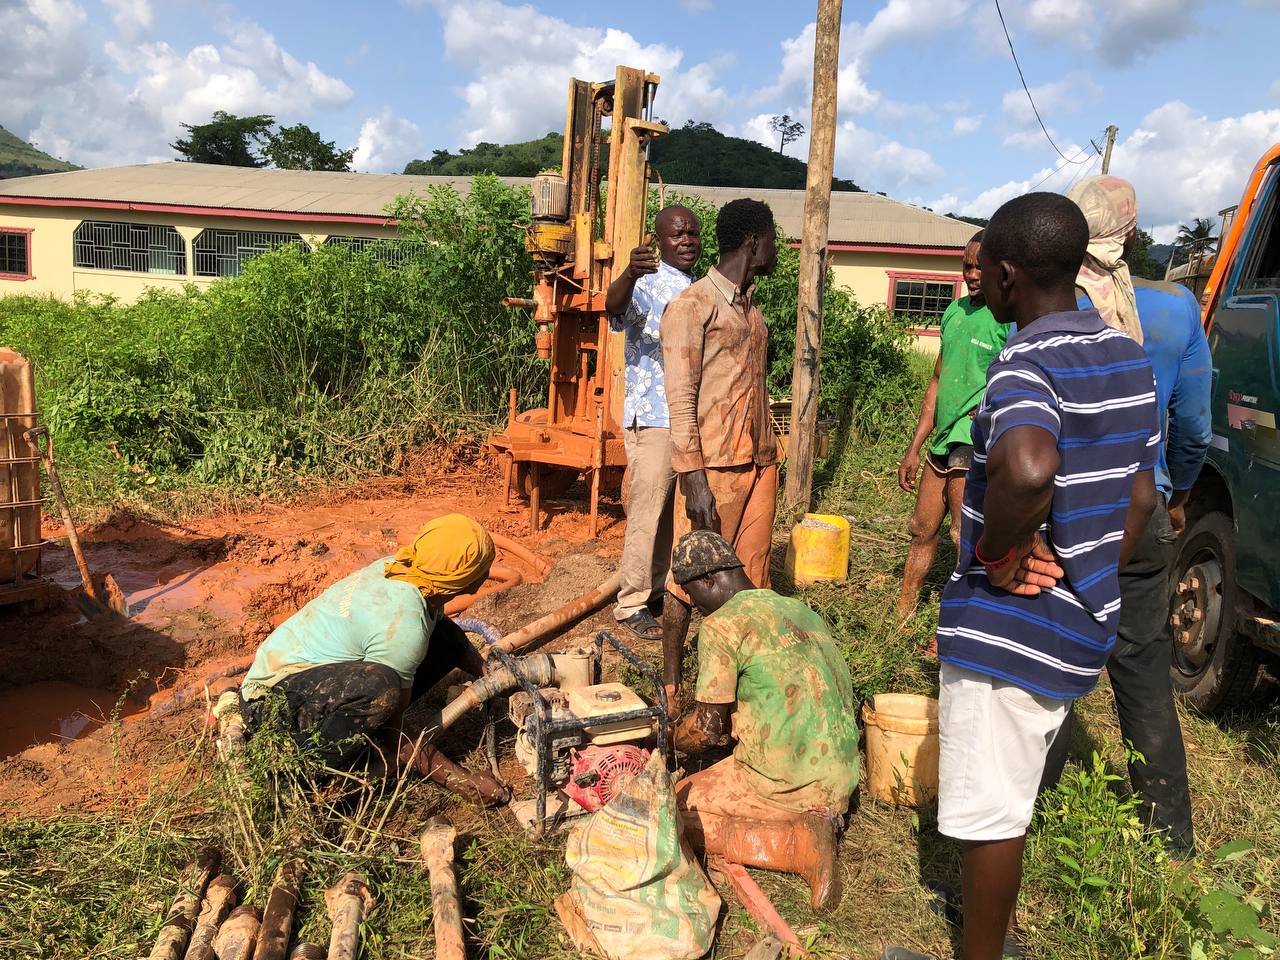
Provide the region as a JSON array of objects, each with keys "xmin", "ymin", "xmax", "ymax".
[{"xmin": 1169, "ymin": 510, "xmax": 1263, "ymax": 713}]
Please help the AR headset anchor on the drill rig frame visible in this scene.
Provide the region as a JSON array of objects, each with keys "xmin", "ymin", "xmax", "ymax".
[{"xmin": 489, "ymin": 65, "xmax": 668, "ymax": 535}]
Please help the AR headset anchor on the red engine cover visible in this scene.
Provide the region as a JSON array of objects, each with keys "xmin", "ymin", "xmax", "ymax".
[{"xmin": 563, "ymin": 744, "xmax": 650, "ymax": 812}]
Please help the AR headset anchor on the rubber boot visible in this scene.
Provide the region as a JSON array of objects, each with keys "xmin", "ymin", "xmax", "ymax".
[
  {"xmin": 685, "ymin": 811, "xmax": 842, "ymax": 911},
  {"xmin": 399, "ymin": 740, "xmax": 510, "ymax": 806}
]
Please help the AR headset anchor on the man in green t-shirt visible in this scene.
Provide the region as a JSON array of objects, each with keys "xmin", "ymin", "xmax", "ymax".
[
  {"xmin": 895, "ymin": 231, "xmax": 1010, "ymax": 624},
  {"xmin": 670, "ymin": 530, "xmax": 858, "ymax": 911}
]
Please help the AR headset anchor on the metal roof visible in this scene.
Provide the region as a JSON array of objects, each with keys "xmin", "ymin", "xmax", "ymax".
[{"xmin": 0, "ymin": 162, "xmax": 977, "ymax": 247}]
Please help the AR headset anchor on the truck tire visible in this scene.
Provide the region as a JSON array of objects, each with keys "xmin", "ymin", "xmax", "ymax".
[{"xmin": 1169, "ymin": 510, "xmax": 1264, "ymax": 713}]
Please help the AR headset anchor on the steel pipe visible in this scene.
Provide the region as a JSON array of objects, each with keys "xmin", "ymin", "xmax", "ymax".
[
  {"xmin": 148, "ymin": 847, "xmax": 220, "ymax": 960},
  {"xmin": 494, "ymin": 573, "xmax": 621, "ymax": 654}
]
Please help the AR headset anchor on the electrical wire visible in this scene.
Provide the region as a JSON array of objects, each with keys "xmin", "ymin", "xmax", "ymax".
[
  {"xmin": 1063, "ymin": 154, "xmax": 1101, "ymax": 195},
  {"xmin": 1024, "ymin": 131, "xmax": 1105, "ymax": 193},
  {"xmin": 994, "ymin": 0, "xmax": 1090, "ymax": 165}
]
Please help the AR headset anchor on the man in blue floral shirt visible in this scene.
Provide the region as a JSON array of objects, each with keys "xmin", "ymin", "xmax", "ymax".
[{"xmin": 607, "ymin": 205, "xmax": 702, "ymax": 639}]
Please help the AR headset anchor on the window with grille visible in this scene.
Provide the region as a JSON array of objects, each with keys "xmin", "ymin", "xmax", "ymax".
[
  {"xmin": 192, "ymin": 229, "xmax": 306, "ymax": 278},
  {"xmin": 0, "ymin": 230, "xmax": 30, "ymax": 278},
  {"xmin": 891, "ymin": 277, "xmax": 958, "ymax": 320},
  {"xmin": 73, "ymin": 221, "xmax": 186, "ymax": 274},
  {"xmin": 323, "ymin": 235, "xmax": 424, "ymax": 266}
]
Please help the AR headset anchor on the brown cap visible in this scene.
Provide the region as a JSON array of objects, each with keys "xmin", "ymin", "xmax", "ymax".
[{"xmin": 671, "ymin": 530, "xmax": 744, "ymax": 585}]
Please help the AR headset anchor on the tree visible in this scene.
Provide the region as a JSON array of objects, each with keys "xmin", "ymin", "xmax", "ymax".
[
  {"xmin": 769, "ymin": 114, "xmax": 805, "ymax": 153},
  {"xmin": 1126, "ymin": 227, "xmax": 1164, "ymax": 281},
  {"xmin": 172, "ymin": 111, "xmax": 274, "ymax": 167},
  {"xmin": 262, "ymin": 123, "xmax": 354, "ymax": 171},
  {"xmin": 1176, "ymin": 216, "xmax": 1217, "ymax": 246}
]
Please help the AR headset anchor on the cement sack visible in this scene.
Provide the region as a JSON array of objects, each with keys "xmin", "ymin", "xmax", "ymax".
[{"xmin": 557, "ymin": 750, "xmax": 720, "ymax": 960}]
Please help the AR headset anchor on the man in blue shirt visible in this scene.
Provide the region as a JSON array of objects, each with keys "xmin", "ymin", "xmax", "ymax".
[
  {"xmin": 1038, "ymin": 176, "xmax": 1214, "ymax": 856},
  {"xmin": 606, "ymin": 205, "xmax": 702, "ymax": 641},
  {"xmin": 884, "ymin": 192, "xmax": 1158, "ymax": 960}
]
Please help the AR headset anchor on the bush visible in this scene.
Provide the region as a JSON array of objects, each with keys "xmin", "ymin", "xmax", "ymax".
[
  {"xmin": 0, "ymin": 176, "xmax": 543, "ymax": 498},
  {"xmin": 0, "ymin": 176, "xmax": 918, "ymax": 505}
]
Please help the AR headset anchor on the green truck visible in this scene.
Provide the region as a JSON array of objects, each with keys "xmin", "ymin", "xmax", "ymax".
[{"xmin": 1169, "ymin": 143, "xmax": 1280, "ymax": 712}]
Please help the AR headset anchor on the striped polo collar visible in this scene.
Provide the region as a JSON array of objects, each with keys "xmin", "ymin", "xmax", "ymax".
[{"xmin": 1008, "ymin": 308, "xmax": 1107, "ymax": 347}]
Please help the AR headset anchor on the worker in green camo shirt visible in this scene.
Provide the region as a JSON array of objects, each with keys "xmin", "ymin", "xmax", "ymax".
[
  {"xmin": 670, "ymin": 530, "xmax": 858, "ymax": 912},
  {"xmin": 895, "ymin": 230, "xmax": 1011, "ymax": 627}
]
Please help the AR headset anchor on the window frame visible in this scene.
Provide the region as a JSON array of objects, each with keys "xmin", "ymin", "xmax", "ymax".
[
  {"xmin": 192, "ymin": 228, "xmax": 307, "ymax": 278},
  {"xmin": 0, "ymin": 227, "xmax": 33, "ymax": 281},
  {"xmin": 72, "ymin": 220, "xmax": 188, "ymax": 276},
  {"xmin": 886, "ymin": 270, "xmax": 962, "ymax": 324}
]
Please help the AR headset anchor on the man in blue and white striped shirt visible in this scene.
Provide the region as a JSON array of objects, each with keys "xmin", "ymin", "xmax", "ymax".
[{"xmin": 884, "ymin": 192, "xmax": 1158, "ymax": 960}]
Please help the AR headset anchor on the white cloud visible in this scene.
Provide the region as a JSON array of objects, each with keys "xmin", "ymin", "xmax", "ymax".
[
  {"xmin": 0, "ymin": 2, "xmax": 354, "ymax": 168},
  {"xmin": 836, "ymin": 120, "xmax": 941, "ymax": 191},
  {"xmin": 425, "ymin": 0, "xmax": 730, "ymax": 145},
  {"xmin": 1108, "ymin": 101, "xmax": 1280, "ymax": 238},
  {"xmin": 1023, "ymin": 0, "xmax": 1202, "ymax": 65},
  {"xmin": 103, "ymin": 0, "xmax": 153, "ymax": 42},
  {"xmin": 924, "ymin": 101, "xmax": 1280, "ymax": 238},
  {"xmin": 953, "ymin": 115, "xmax": 982, "ymax": 135},
  {"xmin": 855, "ymin": 0, "xmax": 971, "ymax": 57},
  {"xmin": 353, "ymin": 108, "xmax": 423, "ymax": 173},
  {"xmin": 1000, "ymin": 76, "xmax": 1101, "ymax": 128},
  {"xmin": 679, "ymin": 0, "xmax": 713, "ymax": 11}
]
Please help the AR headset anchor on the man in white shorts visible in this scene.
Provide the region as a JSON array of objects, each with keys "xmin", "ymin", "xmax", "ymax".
[{"xmin": 882, "ymin": 192, "xmax": 1158, "ymax": 960}]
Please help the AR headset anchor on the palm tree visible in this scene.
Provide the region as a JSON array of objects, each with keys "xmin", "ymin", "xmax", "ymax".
[{"xmin": 1176, "ymin": 217, "xmax": 1217, "ymax": 245}]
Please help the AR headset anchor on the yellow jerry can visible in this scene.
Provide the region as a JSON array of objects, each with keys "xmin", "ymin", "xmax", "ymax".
[{"xmin": 784, "ymin": 513, "xmax": 850, "ymax": 585}]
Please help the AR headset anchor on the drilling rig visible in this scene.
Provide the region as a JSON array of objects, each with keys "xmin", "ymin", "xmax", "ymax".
[{"xmin": 488, "ymin": 66, "xmax": 667, "ymax": 535}]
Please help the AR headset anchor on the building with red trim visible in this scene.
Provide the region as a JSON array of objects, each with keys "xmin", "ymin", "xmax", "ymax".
[{"xmin": 0, "ymin": 163, "xmax": 979, "ymax": 349}]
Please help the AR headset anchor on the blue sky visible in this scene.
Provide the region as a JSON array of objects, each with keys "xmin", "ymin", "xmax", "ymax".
[{"xmin": 5, "ymin": 0, "xmax": 1280, "ymax": 241}]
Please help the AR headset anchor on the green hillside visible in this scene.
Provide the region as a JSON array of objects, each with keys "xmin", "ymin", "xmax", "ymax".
[
  {"xmin": 0, "ymin": 126, "xmax": 79, "ymax": 179},
  {"xmin": 403, "ymin": 122, "xmax": 861, "ymax": 192}
]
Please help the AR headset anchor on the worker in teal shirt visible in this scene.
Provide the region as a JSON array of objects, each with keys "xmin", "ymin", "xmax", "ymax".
[{"xmin": 240, "ymin": 513, "xmax": 508, "ymax": 804}]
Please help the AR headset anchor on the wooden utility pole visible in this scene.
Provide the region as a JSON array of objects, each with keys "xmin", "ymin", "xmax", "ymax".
[
  {"xmin": 1101, "ymin": 124, "xmax": 1118, "ymax": 174},
  {"xmin": 784, "ymin": 0, "xmax": 842, "ymax": 514}
]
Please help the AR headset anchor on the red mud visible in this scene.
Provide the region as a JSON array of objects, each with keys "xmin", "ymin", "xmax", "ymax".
[{"xmin": 0, "ymin": 462, "xmax": 633, "ymax": 816}]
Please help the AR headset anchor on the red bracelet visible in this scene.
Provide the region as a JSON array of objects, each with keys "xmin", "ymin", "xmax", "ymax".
[{"xmin": 975, "ymin": 540, "xmax": 1017, "ymax": 570}]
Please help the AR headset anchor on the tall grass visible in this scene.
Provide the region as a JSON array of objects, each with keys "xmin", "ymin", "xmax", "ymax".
[
  {"xmin": 0, "ymin": 176, "xmax": 543, "ymax": 503},
  {"xmin": 0, "ymin": 177, "xmax": 909, "ymax": 511}
]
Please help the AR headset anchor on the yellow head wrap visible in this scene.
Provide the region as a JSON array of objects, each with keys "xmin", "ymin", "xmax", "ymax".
[{"xmin": 383, "ymin": 514, "xmax": 495, "ymax": 603}]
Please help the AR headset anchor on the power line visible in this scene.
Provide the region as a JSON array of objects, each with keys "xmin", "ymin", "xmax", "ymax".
[
  {"xmin": 1026, "ymin": 131, "xmax": 1104, "ymax": 192},
  {"xmin": 994, "ymin": 0, "xmax": 1090, "ymax": 165}
]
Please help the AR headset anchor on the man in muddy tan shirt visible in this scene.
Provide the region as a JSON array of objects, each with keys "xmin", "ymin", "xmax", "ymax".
[{"xmin": 660, "ymin": 198, "xmax": 779, "ymax": 716}]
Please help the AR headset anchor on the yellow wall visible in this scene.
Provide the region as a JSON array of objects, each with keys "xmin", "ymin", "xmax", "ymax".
[
  {"xmin": 828, "ymin": 248, "xmax": 963, "ymax": 310},
  {"xmin": 0, "ymin": 205, "xmax": 398, "ymax": 303},
  {"xmin": 828, "ymin": 247, "xmax": 961, "ymax": 356}
]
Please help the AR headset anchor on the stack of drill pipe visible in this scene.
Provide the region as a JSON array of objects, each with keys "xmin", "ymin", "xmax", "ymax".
[
  {"xmin": 147, "ymin": 848, "xmax": 222, "ymax": 960},
  {"xmin": 212, "ymin": 906, "xmax": 261, "ymax": 960},
  {"xmin": 255, "ymin": 859, "xmax": 305, "ymax": 960},
  {"xmin": 0, "ymin": 349, "xmax": 39, "ymax": 585},
  {"xmin": 324, "ymin": 872, "xmax": 372, "ymax": 960},
  {"xmin": 182, "ymin": 875, "xmax": 237, "ymax": 960}
]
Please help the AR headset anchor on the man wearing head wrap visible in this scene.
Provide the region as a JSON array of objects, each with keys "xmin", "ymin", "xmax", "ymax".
[
  {"xmin": 239, "ymin": 513, "xmax": 508, "ymax": 803},
  {"xmin": 1043, "ymin": 175, "xmax": 1213, "ymax": 857},
  {"xmin": 1066, "ymin": 175, "xmax": 1144, "ymax": 343}
]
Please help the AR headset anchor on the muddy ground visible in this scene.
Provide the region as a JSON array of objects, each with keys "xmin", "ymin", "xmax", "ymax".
[{"xmin": 0, "ymin": 462, "xmax": 640, "ymax": 816}]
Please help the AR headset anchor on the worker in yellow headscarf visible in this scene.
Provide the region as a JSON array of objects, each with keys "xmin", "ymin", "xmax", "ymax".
[{"xmin": 239, "ymin": 513, "xmax": 507, "ymax": 804}]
